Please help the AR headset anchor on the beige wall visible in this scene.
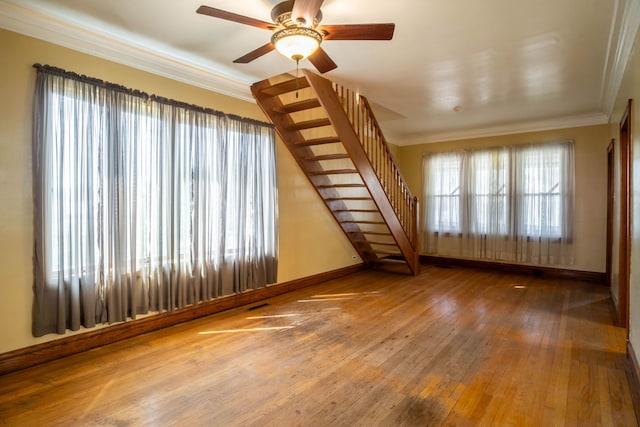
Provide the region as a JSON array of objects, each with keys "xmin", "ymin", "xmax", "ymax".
[
  {"xmin": 0, "ymin": 29, "xmax": 359, "ymax": 353},
  {"xmin": 387, "ymin": 142, "xmax": 399, "ymax": 158},
  {"xmin": 394, "ymin": 125, "xmax": 611, "ymax": 273},
  {"xmin": 611, "ymin": 26, "xmax": 640, "ymax": 361}
]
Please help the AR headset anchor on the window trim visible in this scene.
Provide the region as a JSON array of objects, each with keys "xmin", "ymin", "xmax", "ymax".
[{"xmin": 423, "ymin": 141, "xmax": 574, "ymax": 241}]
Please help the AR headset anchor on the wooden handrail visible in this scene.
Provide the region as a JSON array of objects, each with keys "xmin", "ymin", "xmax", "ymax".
[{"xmin": 331, "ymin": 82, "xmax": 418, "ymax": 249}]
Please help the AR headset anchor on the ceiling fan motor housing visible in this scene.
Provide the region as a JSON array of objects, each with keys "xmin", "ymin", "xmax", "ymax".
[{"xmin": 271, "ymin": 0, "xmax": 322, "ymax": 27}]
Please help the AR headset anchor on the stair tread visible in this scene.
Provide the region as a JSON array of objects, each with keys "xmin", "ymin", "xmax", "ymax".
[
  {"xmin": 341, "ymin": 220, "xmax": 386, "ymax": 225},
  {"xmin": 260, "ymin": 78, "xmax": 310, "ymax": 96},
  {"xmin": 304, "ymin": 154, "xmax": 350, "ymax": 161},
  {"xmin": 296, "ymin": 137, "xmax": 341, "ymax": 146},
  {"xmin": 371, "ymin": 258, "xmax": 409, "ymax": 265},
  {"xmin": 317, "ymin": 184, "xmax": 366, "ymax": 189},
  {"xmin": 325, "ymin": 196, "xmax": 371, "ymax": 201},
  {"xmin": 333, "ymin": 208, "xmax": 378, "ymax": 212},
  {"xmin": 366, "ymin": 249, "xmax": 402, "ymax": 255},
  {"xmin": 356, "ymin": 240, "xmax": 398, "ymax": 246},
  {"xmin": 309, "ymin": 169, "xmax": 358, "ymax": 175},
  {"xmin": 286, "ymin": 118, "xmax": 331, "ymax": 131},
  {"xmin": 349, "ymin": 231, "xmax": 392, "ymax": 236},
  {"xmin": 273, "ymin": 98, "xmax": 321, "ymax": 114}
]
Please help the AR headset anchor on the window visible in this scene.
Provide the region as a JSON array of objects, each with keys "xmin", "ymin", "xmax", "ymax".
[
  {"xmin": 423, "ymin": 151, "xmax": 462, "ymax": 234},
  {"xmin": 468, "ymin": 148, "xmax": 510, "ymax": 236},
  {"xmin": 517, "ymin": 144, "xmax": 569, "ymax": 239},
  {"xmin": 32, "ymin": 65, "xmax": 278, "ymax": 336},
  {"xmin": 422, "ymin": 141, "xmax": 574, "ymax": 264}
]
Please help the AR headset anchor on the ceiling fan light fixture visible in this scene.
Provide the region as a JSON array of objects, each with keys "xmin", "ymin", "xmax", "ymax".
[{"xmin": 272, "ymin": 27, "xmax": 322, "ymax": 61}]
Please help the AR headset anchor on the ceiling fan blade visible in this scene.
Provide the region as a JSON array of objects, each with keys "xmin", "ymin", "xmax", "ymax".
[
  {"xmin": 292, "ymin": 0, "xmax": 324, "ymax": 26},
  {"xmin": 321, "ymin": 23, "xmax": 395, "ymax": 40},
  {"xmin": 196, "ymin": 5, "xmax": 275, "ymax": 30},
  {"xmin": 308, "ymin": 47, "xmax": 337, "ymax": 73},
  {"xmin": 233, "ymin": 43, "xmax": 275, "ymax": 63}
]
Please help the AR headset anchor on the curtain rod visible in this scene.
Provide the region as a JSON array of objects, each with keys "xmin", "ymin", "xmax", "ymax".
[{"xmin": 33, "ymin": 64, "xmax": 273, "ymax": 129}]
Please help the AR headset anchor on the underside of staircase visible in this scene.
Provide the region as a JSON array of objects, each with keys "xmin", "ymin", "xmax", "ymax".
[{"xmin": 251, "ymin": 70, "xmax": 419, "ymax": 275}]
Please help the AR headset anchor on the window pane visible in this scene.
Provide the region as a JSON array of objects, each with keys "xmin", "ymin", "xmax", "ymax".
[
  {"xmin": 468, "ymin": 149, "xmax": 509, "ymax": 235},
  {"xmin": 519, "ymin": 145, "xmax": 564, "ymax": 238},
  {"xmin": 425, "ymin": 152, "xmax": 461, "ymax": 233}
]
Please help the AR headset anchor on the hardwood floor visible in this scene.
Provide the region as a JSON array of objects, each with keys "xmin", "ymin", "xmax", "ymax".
[{"xmin": 0, "ymin": 266, "xmax": 636, "ymax": 426}]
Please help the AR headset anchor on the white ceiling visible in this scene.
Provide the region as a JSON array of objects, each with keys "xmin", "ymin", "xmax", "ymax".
[{"xmin": 1, "ymin": 0, "xmax": 639, "ymax": 145}]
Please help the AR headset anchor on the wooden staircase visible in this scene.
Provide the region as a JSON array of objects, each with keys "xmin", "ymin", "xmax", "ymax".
[{"xmin": 251, "ymin": 70, "xmax": 420, "ymax": 275}]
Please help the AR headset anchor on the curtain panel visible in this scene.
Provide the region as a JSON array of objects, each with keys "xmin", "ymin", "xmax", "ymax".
[
  {"xmin": 422, "ymin": 141, "xmax": 574, "ymax": 265},
  {"xmin": 32, "ymin": 65, "xmax": 278, "ymax": 336}
]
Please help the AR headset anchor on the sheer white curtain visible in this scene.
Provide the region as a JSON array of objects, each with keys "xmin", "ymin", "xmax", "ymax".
[
  {"xmin": 422, "ymin": 142, "xmax": 574, "ymax": 265},
  {"xmin": 513, "ymin": 142, "xmax": 574, "ymax": 264},
  {"xmin": 422, "ymin": 151, "xmax": 463, "ymax": 255},
  {"xmin": 32, "ymin": 66, "xmax": 278, "ymax": 336},
  {"xmin": 465, "ymin": 147, "xmax": 512, "ymax": 260}
]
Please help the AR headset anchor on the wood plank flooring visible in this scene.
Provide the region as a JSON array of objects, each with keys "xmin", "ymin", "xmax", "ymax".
[{"xmin": 0, "ymin": 265, "xmax": 636, "ymax": 426}]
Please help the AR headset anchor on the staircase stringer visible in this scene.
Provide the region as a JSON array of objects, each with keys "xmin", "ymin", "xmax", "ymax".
[{"xmin": 302, "ymin": 70, "xmax": 419, "ymax": 274}]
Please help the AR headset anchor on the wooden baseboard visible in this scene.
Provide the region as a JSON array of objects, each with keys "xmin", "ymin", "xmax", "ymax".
[
  {"xmin": 626, "ymin": 341, "xmax": 640, "ymax": 424},
  {"xmin": 420, "ymin": 255, "xmax": 607, "ymax": 284},
  {"xmin": 0, "ymin": 264, "xmax": 365, "ymax": 376}
]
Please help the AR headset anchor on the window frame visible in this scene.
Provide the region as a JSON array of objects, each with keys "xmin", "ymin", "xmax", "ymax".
[{"xmin": 423, "ymin": 141, "xmax": 574, "ymax": 242}]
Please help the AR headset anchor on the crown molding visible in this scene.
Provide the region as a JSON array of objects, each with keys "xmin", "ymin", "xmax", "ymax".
[
  {"xmin": 1, "ymin": 0, "xmax": 635, "ymax": 141},
  {"xmin": 393, "ymin": 112, "xmax": 609, "ymax": 146},
  {"xmin": 0, "ymin": 0, "xmax": 255, "ymax": 102},
  {"xmin": 600, "ymin": 0, "xmax": 640, "ymax": 119}
]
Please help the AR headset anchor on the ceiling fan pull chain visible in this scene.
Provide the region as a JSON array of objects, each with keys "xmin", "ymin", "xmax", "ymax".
[{"xmin": 294, "ymin": 55, "xmax": 302, "ymax": 99}]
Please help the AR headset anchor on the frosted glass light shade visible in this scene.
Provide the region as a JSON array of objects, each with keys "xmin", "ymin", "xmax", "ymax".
[{"xmin": 272, "ymin": 27, "xmax": 322, "ymax": 61}]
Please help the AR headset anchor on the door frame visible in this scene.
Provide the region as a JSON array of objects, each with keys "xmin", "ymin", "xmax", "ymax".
[
  {"xmin": 607, "ymin": 139, "xmax": 615, "ymax": 288},
  {"xmin": 618, "ymin": 99, "xmax": 632, "ymax": 330}
]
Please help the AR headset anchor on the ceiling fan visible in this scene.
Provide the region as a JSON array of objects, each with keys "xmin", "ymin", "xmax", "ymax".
[{"xmin": 196, "ymin": 0, "xmax": 395, "ymax": 73}]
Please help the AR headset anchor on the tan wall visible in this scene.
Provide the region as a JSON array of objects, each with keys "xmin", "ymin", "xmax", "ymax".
[
  {"xmin": 387, "ymin": 142, "xmax": 399, "ymax": 158},
  {"xmin": 611, "ymin": 26, "xmax": 640, "ymax": 360},
  {"xmin": 394, "ymin": 125, "xmax": 611, "ymax": 273},
  {"xmin": 0, "ymin": 29, "xmax": 359, "ymax": 353}
]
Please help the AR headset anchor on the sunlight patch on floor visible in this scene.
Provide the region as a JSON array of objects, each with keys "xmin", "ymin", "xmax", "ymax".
[
  {"xmin": 246, "ymin": 313, "xmax": 301, "ymax": 319},
  {"xmin": 198, "ymin": 326, "xmax": 295, "ymax": 334}
]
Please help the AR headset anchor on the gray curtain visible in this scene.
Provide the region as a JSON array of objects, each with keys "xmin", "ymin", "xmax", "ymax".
[{"xmin": 32, "ymin": 66, "xmax": 278, "ymax": 336}]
